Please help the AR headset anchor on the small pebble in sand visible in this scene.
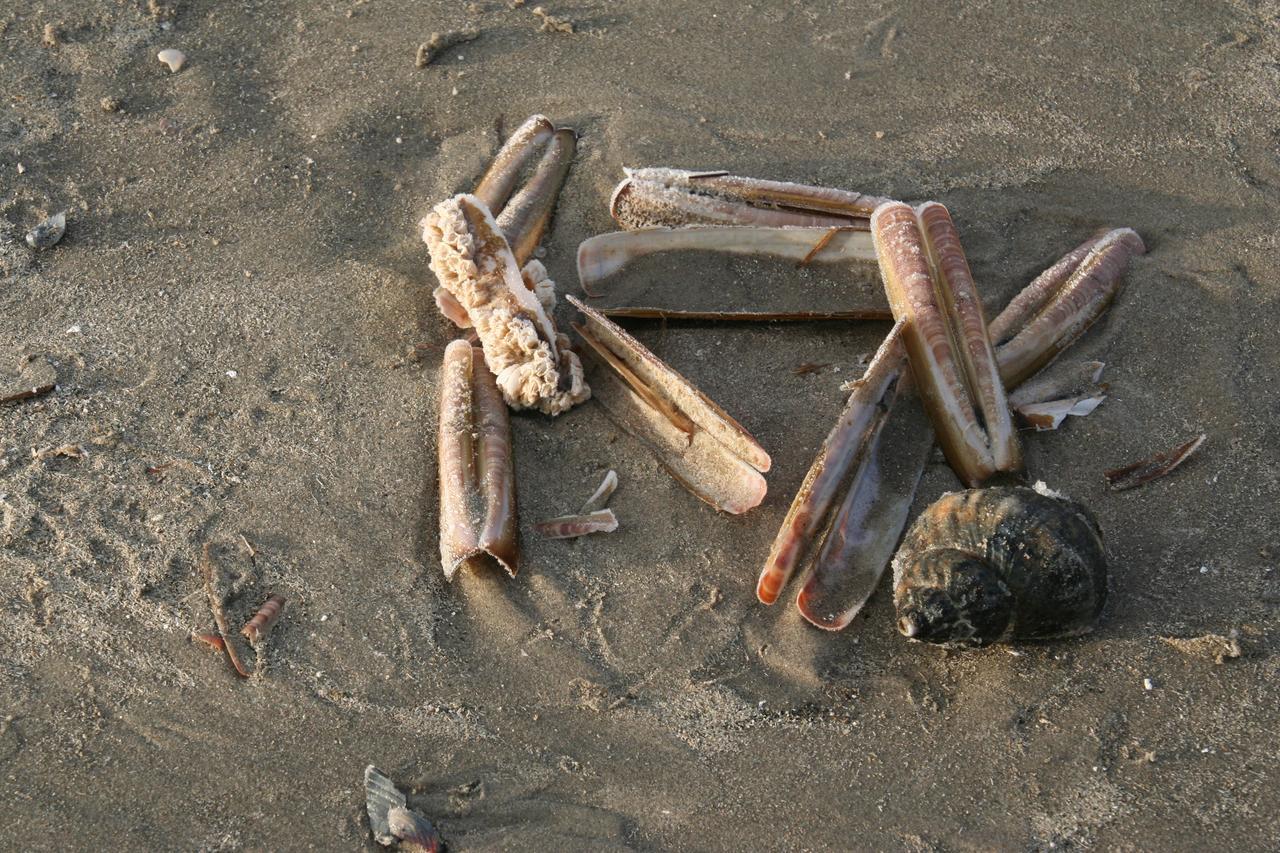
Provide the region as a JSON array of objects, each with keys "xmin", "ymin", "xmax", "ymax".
[
  {"xmin": 1143, "ymin": 677, "xmax": 1154, "ymax": 690},
  {"xmin": 16, "ymin": 163, "xmax": 25, "ymax": 174},
  {"xmin": 26, "ymin": 212, "xmax": 67, "ymax": 250},
  {"xmin": 157, "ymin": 48, "xmax": 186, "ymax": 72},
  {"xmin": 100, "ymin": 96, "xmax": 123, "ymax": 112},
  {"xmin": 875, "ymin": 130, "xmax": 886, "ymax": 140},
  {"xmin": 42, "ymin": 23, "xmax": 60, "ymax": 48}
]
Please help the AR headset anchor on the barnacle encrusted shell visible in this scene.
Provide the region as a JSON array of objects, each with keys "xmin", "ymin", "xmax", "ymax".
[
  {"xmin": 422, "ymin": 193, "xmax": 588, "ymax": 415},
  {"xmin": 892, "ymin": 487, "xmax": 1106, "ymax": 647}
]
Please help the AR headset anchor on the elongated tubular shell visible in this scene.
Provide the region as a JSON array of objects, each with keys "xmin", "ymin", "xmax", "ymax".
[
  {"xmin": 438, "ymin": 340, "xmax": 518, "ymax": 578},
  {"xmin": 765, "ymin": 228, "xmax": 1141, "ymax": 628},
  {"xmin": 497, "ymin": 127, "xmax": 576, "ymax": 266},
  {"xmin": 892, "ymin": 487, "xmax": 1106, "ymax": 646},
  {"xmin": 567, "ymin": 294, "xmax": 770, "ymax": 514},
  {"xmin": 992, "ymin": 228, "xmax": 1145, "ymax": 387},
  {"xmin": 577, "ymin": 225, "xmax": 879, "ymax": 288},
  {"xmin": 610, "ymin": 168, "xmax": 891, "ymax": 230},
  {"xmin": 872, "ymin": 201, "xmax": 1021, "ymax": 487},
  {"xmin": 423, "ymin": 194, "xmax": 588, "ymax": 415},
  {"xmin": 472, "ymin": 114, "xmax": 555, "ymax": 213},
  {"xmin": 240, "ymin": 594, "xmax": 287, "ymax": 644},
  {"xmin": 757, "ymin": 321, "xmax": 905, "ymax": 604}
]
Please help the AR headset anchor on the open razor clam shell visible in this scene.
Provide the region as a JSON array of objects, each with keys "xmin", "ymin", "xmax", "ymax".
[
  {"xmin": 872, "ymin": 201, "xmax": 1022, "ymax": 487},
  {"xmin": 472, "ymin": 114, "xmax": 555, "ymax": 213},
  {"xmin": 423, "ymin": 194, "xmax": 589, "ymax": 415},
  {"xmin": 495, "ymin": 126, "xmax": 576, "ymax": 267},
  {"xmin": 757, "ymin": 321, "xmax": 906, "ymax": 605},
  {"xmin": 576, "ymin": 226, "xmax": 890, "ymax": 320},
  {"xmin": 438, "ymin": 340, "xmax": 518, "ymax": 579},
  {"xmin": 610, "ymin": 167, "xmax": 890, "ymax": 230},
  {"xmin": 765, "ymin": 228, "xmax": 1143, "ymax": 629},
  {"xmin": 992, "ymin": 227, "xmax": 1146, "ymax": 388},
  {"xmin": 566, "ymin": 294, "xmax": 770, "ymax": 514}
]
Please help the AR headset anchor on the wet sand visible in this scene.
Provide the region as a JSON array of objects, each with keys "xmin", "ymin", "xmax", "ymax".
[{"xmin": 2, "ymin": 1, "xmax": 1278, "ymax": 849}]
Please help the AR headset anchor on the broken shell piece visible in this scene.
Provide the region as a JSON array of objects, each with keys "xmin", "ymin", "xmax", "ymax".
[
  {"xmin": 1104, "ymin": 433, "xmax": 1206, "ymax": 492},
  {"xmin": 438, "ymin": 341, "xmax": 519, "ymax": 579},
  {"xmin": 611, "ymin": 168, "xmax": 891, "ymax": 230},
  {"xmin": 1, "ymin": 355, "xmax": 57, "ymax": 404},
  {"xmin": 567, "ymin": 294, "xmax": 770, "ymax": 514},
  {"xmin": 423, "ymin": 195, "xmax": 588, "ymax": 414},
  {"xmin": 535, "ymin": 508, "xmax": 618, "ymax": 539},
  {"xmin": 1015, "ymin": 393, "xmax": 1106, "ymax": 431},
  {"xmin": 366, "ymin": 766, "xmax": 407, "ymax": 846},
  {"xmin": 25, "ymin": 212, "xmax": 66, "ymax": 250},
  {"xmin": 240, "ymin": 594, "xmax": 286, "ymax": 645},
  {"xmin": 991, "ymin": 228, "xmax": 1145, "ymax": 388},
  {"xmin": 157, "ymin": 48, "xmax": 186, "ymax": 72},
  {"xmin": 872, "ymin": 200, "xmax": 1022, "ymax": 487},
  {"xmin": 387, "ymin": 806, "xmax": 443, "ymax": 853},
  {"xmin": 580, "ymin": 469, "xmax": 618, "ymax": 513}
]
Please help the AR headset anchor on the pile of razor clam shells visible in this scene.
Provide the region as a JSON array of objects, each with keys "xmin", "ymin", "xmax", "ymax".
[{"xmin": 421, "ymin": 114, "xmax": 1147, "ymax": 649}]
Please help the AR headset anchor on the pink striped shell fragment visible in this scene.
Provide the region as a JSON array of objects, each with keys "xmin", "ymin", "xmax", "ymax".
[{"xmin": 871, "ymin": 201, "xmax": 1022, "ymax": 487}]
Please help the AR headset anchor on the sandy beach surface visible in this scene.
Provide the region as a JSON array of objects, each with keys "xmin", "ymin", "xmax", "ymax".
[{"xmin": 3, "ymin": 1, "xmax": 1279, "ymax": 849}]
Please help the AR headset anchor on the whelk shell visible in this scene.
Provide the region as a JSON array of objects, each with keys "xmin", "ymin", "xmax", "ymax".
[
  {"xmin": 893, "ymin": 487, "xmax": 1107, "ymax": 648},
  {"xmin": 567, "ymin": 294, "xmax": 770, "ymax": 514}
]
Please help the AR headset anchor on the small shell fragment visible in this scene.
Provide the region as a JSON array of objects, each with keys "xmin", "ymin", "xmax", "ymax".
[
  {"xmin": 157, "ymin": 48, "xmax": 186, "ymax": 72},
  {"xmin": 25, "ymin": 212, "xmax": 66, "ymax": 250},
  {"xmin": 1104, "ymin": 434, "xmax": 1206, "ymax": 491},
  {"xmin": 580, "ymin": 469, "xmax": 618, "ymax": 513},
  {"xmin": 240, "ymin": 594, "xmax": 286, "ymax": 645},
  {"xmin": 365, "ymin": 767, "xmax": 443, "ymax": 852},
  {"xmin": 535, "ymin": 508, "xmax": 618, "ymax": 539}
]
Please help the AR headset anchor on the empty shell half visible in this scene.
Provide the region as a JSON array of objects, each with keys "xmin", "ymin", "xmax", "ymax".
[{"xmin": 567, "ymin": 294, "xmax": 770, "ymax": 514}]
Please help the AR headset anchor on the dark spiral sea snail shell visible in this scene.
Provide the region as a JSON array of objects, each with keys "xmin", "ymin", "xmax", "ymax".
[{"xmin": 892, "ymin": 487, "xmax": 1106, "ymax": 648}]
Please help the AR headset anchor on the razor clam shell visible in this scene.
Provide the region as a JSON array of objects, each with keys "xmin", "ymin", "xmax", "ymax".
[
  {"xmin": 438, "ymin": 341, "xmax": 518, "ymax": 579},
  {"xmin": 497, "ymin": 127, "xmax": 575, "ymax": 266},
  {"xmin": 757, "ymin": 321, "xmax": 905, "ymax": 605},
  {"xmin": 568, "ymin": 295, "xmax": 769, "ymax": 514},
  {"xmin": 610, "ymin": 168, "xmax": 889, "ymax": 230},
  {"xmin": 995, "ymin": 227, "xmax": 1145, "ymax": 388},
  {"xmin": 577, "ymin": 227, "xmax": 888, "ymax": 321},
  {"xmin": 796, "ymin": 377, "xmax": 935, "ymax": 630},
  {"xmin": 988, "ymin": 231, "xmax": 1108, "ymax": 345},
  {"xmin": 872, "ymin": 201, "xmax": 1001, "ymax": 487},
  {"xmin": 580, "ymin": 469, "xmax": 618, "ymax": 513},
  {"xmin": 365, "ymin": 765, "xmax": 407, "ymax": 846},
  {"xmin": 472, "ymin": 114, "xmax": 554, "ymax": 213},
  {"xmin": 1007, "ymin": 360, "xmax": 1105, "ymax": 407},
  {"xmin": 568, "ymin": 294, "xmax": 770, "ymax": 474}
]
